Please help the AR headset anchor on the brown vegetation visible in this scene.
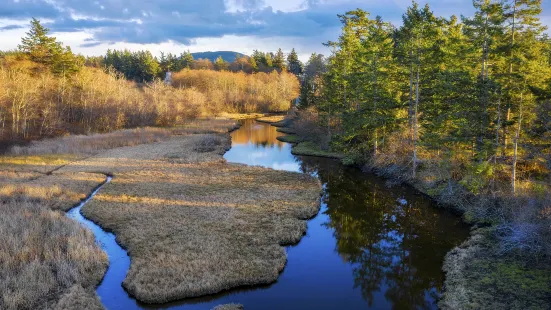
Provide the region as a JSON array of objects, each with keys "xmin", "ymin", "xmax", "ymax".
[
  {"xmin": 1, "ymin": 118, "xmax": 319, "ymax": 307},
  {"xmin": 0, "ymin": 53, "xmax": 297, "ymax": 144},
  {"xmin": 256, "ymin": 115, "xmax": 286, "ymax": 124},
  {"xmin": 0, "ymin": 169, "xmax": 108, "ymax": 309},
  {"xmin": 53, "ymin": 131, "xmax": 320, "ymax": 304},
  {"xmin": 212, "ymin": 304, "xmax": 244, "ymax": 310},
  {"xmin": 10, "ymin": 128, "xmax": 172, "ymax": 155},
  {"xmin": 0, "ymin": 119, "xmax": 238, "ymax": 308},
  {"xmin": 172, "ymin": 70, "xmax": 299, "ymax": 113}
]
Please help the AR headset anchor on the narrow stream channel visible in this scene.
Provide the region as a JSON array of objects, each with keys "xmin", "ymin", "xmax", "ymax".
[
  {"xmin": 66, "ymin": 119, "xmax": 469, "ymax": 310},
  {"xmin": 66, "ymin": 176, "xmax": 140, "ymax": 309}
]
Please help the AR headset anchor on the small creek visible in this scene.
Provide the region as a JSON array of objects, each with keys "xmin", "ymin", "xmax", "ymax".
[
  {"xmin": 66, "ymin": 176, "xmax": 142, "ymax": 309},
  {"xmin": 66, "ymin": 119, "xmax": 469, "ymax": 310}
]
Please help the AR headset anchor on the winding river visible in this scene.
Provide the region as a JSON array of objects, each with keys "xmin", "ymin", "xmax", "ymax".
[{"xmin": 66, "ymin": 119, "xmax": 469, "ymax": 309}]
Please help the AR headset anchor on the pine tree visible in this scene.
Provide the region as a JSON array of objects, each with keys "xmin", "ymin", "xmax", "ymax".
[
  {"xmin": 300, "ymin": 53, "xmax": 326, "ymax": 108},
  {"xmin": 397, "ymin": 3, "xmax": 441, "ymax": 177},
  {"xmin": 287, "ymin": 48, "xmax": 303, "ymax": 76},
  {"xmin": 18, "ymin": 18, "xmax": 60, "ymax": 66},
  {"xmin": 264, "ymin": 53, "xmax": 273, "ymax": 67},
  {"xmin": 500, "ymin": 0, "xmax": 547, "ymax": 193},
  {"xmin": 180, "ymin": 51, "xmax": 194, "ymax": 69},
  {"xmin": 51, "ymin": 46, "xmax": 84, "ymax": 76},
  {"xmin": 273, "ymin": 48, "xmax": 286, "ymax": 71}
]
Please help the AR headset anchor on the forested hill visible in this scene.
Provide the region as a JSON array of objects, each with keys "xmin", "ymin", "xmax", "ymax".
[{"xmin": 191, "ymin": 51, "xmax": 245, "ymax": 62}]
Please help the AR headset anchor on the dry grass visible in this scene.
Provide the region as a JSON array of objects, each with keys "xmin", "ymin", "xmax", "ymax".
[
  {"xmin": 212, "ymin": 304, "xmax": 244, "ymax": 310},
  {"xmin": 55, "ymin": 132, "xmax": 321, "ymax": 304},
  {"xmin": 0, "ymin": 154, "xmax": 80, "ymax": 174},
  {"xmin": 193, "ymin": 135, "xmax": 230, "ymax": 153},
  {"xmin": 53, "ymin": 285, "xmax": 104, "ymax": 310},
  {"xmin": 219, "ymin": 112, "xmax": 266, "ymax": 120},
  {"xmin": 0, "ymin": 118, "xmax": 319, "ymax": 307},
  {"xmin": 0, "ymin": 173, "xmax": 108, "ymax": 310},
  {"xmin": 171, "ymin": 119, "xmax": 239, "ymax": 135},
  {"xmin": 10, "ymin": 127, "xmax": 172, "ymax": 156},
  {"xmin": 256, "ymin": 115, "xmax": 286, "ymax": 124}
]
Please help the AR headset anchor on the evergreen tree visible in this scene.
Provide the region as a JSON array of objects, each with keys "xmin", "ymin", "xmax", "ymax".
[
  {"xmin": 300, "ymin": 53, "xmax": 326, "ymax": 108},
  {"xmin": 51, "ymin": 46, "xmax": 84, "ymax": 76},
  {"xmin": 180, "ymin": 51, "xmax": 194, "ymax": 70},
  {"xmin": 273, "ymin": 48, "xmax": 286, "ymax": 71},
  {"xmin": 287, "ymin": 48, "xmax": 303, "ymax": 76},
  {"xmin": 18, "ymin": 18, "xmax": 61, "ymax": 66},
  {"xmin": 264, "ymin": 53, "xmax": 273, "ymax": 67}
]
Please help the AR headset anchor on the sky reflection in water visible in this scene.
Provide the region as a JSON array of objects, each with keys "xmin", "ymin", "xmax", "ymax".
[{"xmin": 134, "ymin": 119, "xmax": 469, "ymax": 310}]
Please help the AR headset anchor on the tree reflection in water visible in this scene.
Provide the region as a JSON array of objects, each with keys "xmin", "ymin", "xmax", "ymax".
[{"xmin": 299, "ymin": 157, "xmax": 468, "ymax": 309}]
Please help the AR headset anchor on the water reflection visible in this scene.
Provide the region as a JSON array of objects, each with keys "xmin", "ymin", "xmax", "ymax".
[
  {"xmin": 224, "ymin": 120, "xmax": 301, "ymax": 171},
  {"xmin": 136, "ymin": 120, "xmax": 469, "ymax": 310},
  {"xmin": 224, "ymin": 120, "xmax": 468, "ymax": 309},
  {"xmin": 301, "ymin": 157, "xmax": 467, "ymax": 309}
]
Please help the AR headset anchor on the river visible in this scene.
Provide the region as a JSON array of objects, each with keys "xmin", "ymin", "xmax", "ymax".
[{"xmin": 67, "ymin": 119, "xmax": 469, "ymax": 310}]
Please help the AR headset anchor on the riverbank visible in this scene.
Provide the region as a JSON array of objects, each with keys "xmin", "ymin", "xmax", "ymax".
[
  {"xmin": 277, "ymin": 110, "xmax": 551, "ymax": 308},
  {"xmin": 0, "ymin": 118, "xmax": 321, "ymax": 308}
]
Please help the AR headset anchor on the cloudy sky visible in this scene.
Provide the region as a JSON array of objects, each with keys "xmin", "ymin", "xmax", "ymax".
[{"xmin": 1, "ymin": 0, "xmax": 550, "ymax": 61}]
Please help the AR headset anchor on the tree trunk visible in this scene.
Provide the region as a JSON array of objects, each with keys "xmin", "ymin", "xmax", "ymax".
[
  {"xmin": 413, "ymin": 50, "xmax": 420, "ymax": 179},
  {"xmin": 408, "ymin": 50, "xmax": 414, "ymax": 141},
  {"xmin": 512, "ymin": 92, "xmax": 523, "ymax": 194},
  {"xmin": 373, "ymin": 53, "xmax": 379, "ymax": 155}
]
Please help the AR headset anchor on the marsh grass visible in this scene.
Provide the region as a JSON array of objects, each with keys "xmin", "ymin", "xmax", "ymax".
[
  {"xmin": 10, "ymin": 128, "xmax": 172, "ymax": 156},
  {"xmin": 291, "ymin": 142, "xmax": 343, "ymax": 159},
  {"xmin": 0, "ymin": 118, "xmax": 319, "ymax": 307},
  {"xmin": 440, "ymin": 228, "xmax": 551, "ymax": 310},
  {"xmin": 212, "ymin": 304, "xmax": 244, "ymax": 310},
  {"xmin": 193, "ymin": 135, "xmax": 227, "ymax": 153},
  {"xmin": 0, "ymin": 174, "xmax": 108, "ymax": 310},
  {"xmin": 171, "ymin": 119, "xmax": 238, "ymax": 135},
  {"xmin": 53, "ymin": 132, "xmax": 321, "ymax": 304},
  {"xmin": 276, "ymin": 135, "xmax": 301, "ymax": 144},
  {"xmin": 256, "ymin": 115, "xmax": 285, "ymax": 124},
  {"xmin": 219, "ymin": 113, "xmax": 266, "ymax": 120}
]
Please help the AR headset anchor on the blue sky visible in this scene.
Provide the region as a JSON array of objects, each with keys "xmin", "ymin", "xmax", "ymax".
[{"xmin": 1, "ymin": 0, "xmax": 550, "ymax": 61}]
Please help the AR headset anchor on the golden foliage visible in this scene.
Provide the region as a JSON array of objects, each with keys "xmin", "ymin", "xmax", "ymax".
[{"xmin": 172, "ymin": 69, "xmax": 300, "ymax": 113}]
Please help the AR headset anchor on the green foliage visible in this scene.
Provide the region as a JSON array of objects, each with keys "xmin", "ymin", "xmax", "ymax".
[
  {"xmin": 469, "ymin": 257, "xmax": 551, "ymax": 309},
  {"xmin": 291, "ymin": 141, "xmax": 343, "ymax": 159},
  {"xmin": 300, "ymin": 54, "xmax": 326, "ymax": 109},
  {"xmin": 273, "ymin": 48, "xmax": 286, "ymax": 71},
  {"xmin": 305, "ymin": 0, "xmax": 551, "ymax": 196},
  {"xmin": 287, "ymin": 48, "xmax": 303, "ymax": 76},
  {"xmin": 18, "ymin": 18, "xmax": 83, "ymax": 76},
  {"xmin": 460, "ymin": 162, "xmax": 494, "ymax": 195},
  {"xmin": 104, "ymin": 49, "xmax": 160, "ymax": 82},
  {"xmin": 214, "ymin": 56, "xmax": 229, "ymax": 71}
]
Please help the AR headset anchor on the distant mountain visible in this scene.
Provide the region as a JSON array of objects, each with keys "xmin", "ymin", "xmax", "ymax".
[{"xmin": 191, "ymin": 51, "xmax": 246, "ymax": 63}]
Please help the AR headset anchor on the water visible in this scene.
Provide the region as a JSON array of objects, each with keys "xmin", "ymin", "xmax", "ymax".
[
  {"xmin": 66, "ymin": 119, "xmax": 469, "ymax": 310},
  {"xmin": 66, "ymin": 177, "xmax": 143, "ymax": 310}
]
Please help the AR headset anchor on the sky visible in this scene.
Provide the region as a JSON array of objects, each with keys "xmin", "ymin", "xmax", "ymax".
[{"xmin": 1, "ymin": 0, "xmax": 550, "ymax": 62}]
